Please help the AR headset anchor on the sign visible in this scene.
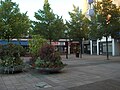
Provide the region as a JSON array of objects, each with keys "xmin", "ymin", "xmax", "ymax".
[{"xmin": 51, "ymin": 42, "xmax": 65, "ymax": 46}]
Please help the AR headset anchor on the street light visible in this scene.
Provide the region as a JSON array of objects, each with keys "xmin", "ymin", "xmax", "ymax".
[{"xmin": 65, "ymin": 30, "xmax": 68, "ymax": 59}]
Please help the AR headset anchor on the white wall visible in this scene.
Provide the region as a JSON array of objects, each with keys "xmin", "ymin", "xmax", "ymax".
[
  {"xmin": 114, "ymin": 40, "xmax": 120, "ymax": 56},
  {"xmin": 90, "ymin": 40, "xmax": 93, "ymax": 55},
  {"xmin": 98, "ymin": 36, "xmax": 113, "ymax": 42},
  {"xmin": 90, "ymin": 36, "xmax": 120, "ymax": 56}
]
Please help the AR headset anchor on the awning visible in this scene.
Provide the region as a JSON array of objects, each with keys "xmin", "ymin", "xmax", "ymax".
[{"xmin": 0, "ymin": 40, "xmax": 28, "ymax": 46}]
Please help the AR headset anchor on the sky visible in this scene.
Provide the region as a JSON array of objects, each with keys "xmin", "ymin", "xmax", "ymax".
[{"xmin": 12, "ymin": 0, "xmax": 87, "ymax": 21}]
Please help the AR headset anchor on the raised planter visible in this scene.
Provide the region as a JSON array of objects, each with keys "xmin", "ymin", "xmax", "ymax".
[
  {"xmin": 36, "ymin": 67, "xmax": 64, "ymax": 73},
  {"xmin": 0, "ymin": 65, "xmax": 24, "ymax": 74}
]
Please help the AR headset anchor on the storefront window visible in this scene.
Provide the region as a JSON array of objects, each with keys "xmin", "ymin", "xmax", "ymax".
[{"xmin": 102, "ymin": 42, "xmax": 112, "ymax": 55}]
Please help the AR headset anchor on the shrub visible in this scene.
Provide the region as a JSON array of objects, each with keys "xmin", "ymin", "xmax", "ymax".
[
  {"xmin": 35, "ymin": 44, "xmax": 65, "ymax": 68},
  {"xmin": 29, "ymin": 35, "xmax": 47, "ymax": 66},
  {"xmin": 39, "ymin": 44, "xmax": 61, "ymax": 62},
  {"xmin": 0, "ymin": 43, "xmax": 24, "ymax": 67},
  {"xmin": 29, "ymin": 35, "xmax": 47, "ymax": 57}
]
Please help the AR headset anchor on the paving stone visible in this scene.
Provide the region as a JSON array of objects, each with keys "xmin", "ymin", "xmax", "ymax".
[
  {"xmin": 0, "ymin": 80, "xmax": 5, "ymax": 84},
  {"xmin": 0, "ymin": 88, "xmax": 7, "ymax": 90},
  {"xmin": 6, "ymin": 84, "xmax": 15, "ymax": 88},
  {"xmin": 0, "ymin": 85, "xmax": 7, "ymax": 90},
  {"xmin": 7, "ymin": 87, "xmax": 16, "ymax": 90},
  {"xmin": 59, "ymin": 81, "xmax": 79, "ymax": 88},
  {"xmin": 4, "ymin": 81, "xmax": 12, "ymax": 85},
  {"xmin": 14, "ymin": 84, "xmax": 24, "ymax": 89},
  {"xmin": 0, "ymin": 85, "xmax": 7, "ymax": 89},
  {"xmin": 113, "ymin": 77, "xmax": 120, "ymax": 82},
  {"xmin": 68, "ymin": 79, "xmax": 120, "ymax": 90},
  {"xmin": 25, "ymin": 88, "xmax": 36, "ymax": 90},
  {"xmin": 16, "ymin": 86, "xmax": 26, "ymax": 90},
  {"xmin": 53, "ymin": 85, "xmax": 70, "ymax": 90},
  {"xmin": 35, "ymin": 82, "xmax": 52, "ymax": 88},
  {"xmin": 0, "ymin": 55, "xmax": 120, "ymax": 90},
  {"xmin": 2, "ymin": 77, "xmax": 10, "ymax": 81}
]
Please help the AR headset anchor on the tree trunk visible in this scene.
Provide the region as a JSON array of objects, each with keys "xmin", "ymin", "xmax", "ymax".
[
  {"xmin": 7, "ymin": 36, "xmax": 10, "ymax": 42},
  {"xmin": 106, "ymin": 36, "xmax": 109, "ymax": 60},
  {"xmin": 50, "ymin": 39, "xmax": 52, "ymax": 45},
  {"xmin": 66, "ymin": 41, "xmax": 68, "ymax": 59},
  {"xmin": 79, "ymin": 39, "xmax": 83, "ymax": 58}
]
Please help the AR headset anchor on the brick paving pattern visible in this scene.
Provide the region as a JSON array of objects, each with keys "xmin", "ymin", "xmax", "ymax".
[{"xmin": 0, "ymin": 54, "xmax": 120, "ymax": 90}]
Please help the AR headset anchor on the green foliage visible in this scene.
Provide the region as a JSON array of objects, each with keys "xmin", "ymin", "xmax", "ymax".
[
  {"xmin": 89, "ymin": 16, "xmax": 103, "ymax": 40},
  {"xmin": 29, "ymin": 35, "xmax": 47, "ymax": 57},
  {"xmin": 0, "ymin": 43, "xmax": 24, "ymax": 67},
  {"xmin": 0, "ymin": 0, "xmax": 31, "ymax": 41},
  {"xmin": 35, "ymin": 44, "xmax": 65, "ymax": 68},
  {"xmin": 33, "ymin": 0, "xmax": 65, "ymax": 44},
  {"xmin": 66, "ymin": 5, "xmax": 90, "ymax": 58},
  {"xmin": 39, "ymin": 44, "xmax": 61, "ymax": 61},
  {"xmin": 94, "ymin": 0, "xmax": 120, "ymax": 38},
  {"xmin": 67, "ymin": 5, "xmax": 90, "ymax": 40},
  {"xmin": 35, "ymin": 57, "xmax": 64, "ymax": 68}
]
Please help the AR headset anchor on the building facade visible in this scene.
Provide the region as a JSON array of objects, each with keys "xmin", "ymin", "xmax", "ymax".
[
  {"xmin": 87, "ymin": 0, "xmax": 120, "ymax": 56},
  {"xmin": 90, "ymin": 37, "xmax": 120, "ymax": 56}
]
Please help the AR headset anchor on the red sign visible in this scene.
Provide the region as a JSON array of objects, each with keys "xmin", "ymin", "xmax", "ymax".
[{"xmin": 51, "ymin": 42, "xmax": 59, "ymax": 45}]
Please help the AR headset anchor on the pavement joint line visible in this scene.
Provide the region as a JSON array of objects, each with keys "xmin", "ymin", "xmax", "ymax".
[{"xmin": 0, "ymin": 55, "xmax": 120, "ymax": 90}]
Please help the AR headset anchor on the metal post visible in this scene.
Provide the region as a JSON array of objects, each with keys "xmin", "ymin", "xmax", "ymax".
[
  {"xmin": 66, "ymin": 40, "xmax": 68, "ymax": 59},
  {"xmin": 106, "ymin": 35, "xmax": 109, "ymax": 60},
  {"xmin": 80, "ymin": 40, "xmax": 82, "ymax": 58},
  {"xmin": 65, "ymin": 30, "xmax": 68, "ymax": 59}
]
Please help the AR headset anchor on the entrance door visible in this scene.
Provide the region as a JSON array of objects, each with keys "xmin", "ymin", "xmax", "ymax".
[{"xmin": 92, "ymin": 40, "xmax": 97, "ymax": 55}]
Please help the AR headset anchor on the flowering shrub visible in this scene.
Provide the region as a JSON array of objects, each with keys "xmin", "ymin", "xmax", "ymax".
[
  {"xmin": 39, "ymin": 44, "xmax": 61, "ymax": 62},
  {"xmin": 29, "ymin": 35, "xmax": 47, "ymax": 66},
  {"xmin": 35, "ymin": 44, "xmax": 65, "ymax": 68},
  {"xmin": 0, "ymin": 43, "xmax": 24, "ymax": 67}
]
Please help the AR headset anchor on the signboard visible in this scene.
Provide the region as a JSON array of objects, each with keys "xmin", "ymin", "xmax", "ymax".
[{"xmin": 51, "ymin": 42, "xmax": 65, "ymax": 46}]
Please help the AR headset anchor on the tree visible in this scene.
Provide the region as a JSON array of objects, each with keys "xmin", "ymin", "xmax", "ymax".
[
  {"xmin": 33, "ymin": 0, "xmax": 65, "ymax": 44},
  {"xmin": 67, "ymin": 5, "xmax": 90, "ymax": 58},
  {"xmin": 0, "ymin": 0, "xmax": 31, "ymax": 42},
  {"xmin": 29, "ymin": 35, "xmax": 47, "ymax": 57},
  {"xmin": 89, "ymin": 14, "xmax": 103, "ymax": 40},
  {"xmin": 94, "ymin": 0, "xmax": 120, "ymax": 59}
]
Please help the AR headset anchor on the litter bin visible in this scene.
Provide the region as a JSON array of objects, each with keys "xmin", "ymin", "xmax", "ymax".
[{"xmin": 76, "ymin": 53, "xmax": 79, "ymax": 58}]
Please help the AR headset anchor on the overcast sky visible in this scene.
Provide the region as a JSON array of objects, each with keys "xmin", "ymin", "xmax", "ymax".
[{"xmin": 12, "ymin": 0, "xmax": 86, "ymax": 21}]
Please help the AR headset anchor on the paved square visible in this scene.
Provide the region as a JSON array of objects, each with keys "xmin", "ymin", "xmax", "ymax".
[{"xmin": 0, "ymin": 55, "xmax": 120, "ymax": 90}]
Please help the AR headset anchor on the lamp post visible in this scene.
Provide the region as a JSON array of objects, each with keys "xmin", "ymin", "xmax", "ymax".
[{"xmin": 65, "ymin": 30, "xmax": 68, "ymax": 59}]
